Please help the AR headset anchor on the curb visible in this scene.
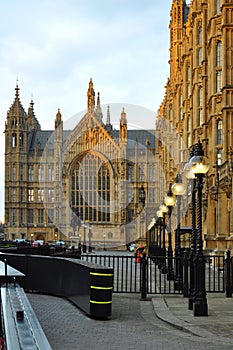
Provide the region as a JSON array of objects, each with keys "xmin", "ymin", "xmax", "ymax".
[{"xmin": 151, "ymin": 296, "xmax": 233, "ymax": 345}]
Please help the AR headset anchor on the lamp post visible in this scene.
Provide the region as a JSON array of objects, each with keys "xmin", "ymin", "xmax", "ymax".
[
  {"xmin": 83, "ymin": 223, "xmax": 87, "ymax": 253},
  {"xmin": 184, "ymin": 146, "xmax": 197, "ymax": 309},
  {"xmin": 164, "ymin": 184, "xmax": 176, "ymax": 280},
  {"xmin": 103, "ymin": 234, "xmax": 106, "ymax": 251},
  {"xmin": 188, "ymin": 140, "xmax": 209, "ymax": 316},
  {"xmin": 155, "ymin": 218, "xmax": 159, "ymax": 246},
  {"xmin": 139, "ymin": 185, "xmax": 146, "ymax": 206},
  {"xmin": 156, "ymin": 210, "xmax": 163, "ymax": 268},
  {"xmin": 172, "ymin": 173, "xmax": 186, "ymax": 290},
  {"xmin": 88, "ymin": 224, "xmax": 92, "ymax": 253},
  {"xmin": 156, "ymin": 210, "xmax": 163, "ymax": 246},
  {"xmin": 54, "ymin": 228, "xmax": 58, "ymax": 242},
  {"xmin": 159, "ymin": 202, "xmax": 168, "ymax": 273}
]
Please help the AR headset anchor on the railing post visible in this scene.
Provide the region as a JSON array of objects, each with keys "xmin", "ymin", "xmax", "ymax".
[
  {"xmin": 183, "ymin": 250, "xmax": 189, "ymax": 297},
  {"xmin": 140, "ymin": 252, "xmax": 148, "ymax": 301},
  {"xmin": 225, "ymin": 250, "xmax": 232, "ymax": 298},
  {"xmin": 4, "ymin": 259, "xmax": 8, "ymax": 286}
]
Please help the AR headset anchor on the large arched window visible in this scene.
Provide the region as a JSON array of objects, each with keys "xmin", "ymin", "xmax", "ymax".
[
  {"xmin": 217, "ymin": 120, "xmax": 223, "ymax": 145},
  {"xmin": 186, "ymin": 64, "xmax": 191, "ymax": 98},
  {"xmin": 71, "ymin": 153, "xmax": 111, "ymax": 222},
  {"xmin": 216, "ymin": 41, "xmax": 222, "ymax": 93},
  {"xmin": 198, "ymin": 87, "xmax": 203, "ymax": 126},
  {"xmin": 216, "ymin": 0, "xmax": 221, "ymax": 14},
  {"xmin": 197, "ymin": 27, "xmax": 203, "ymax": 66}
]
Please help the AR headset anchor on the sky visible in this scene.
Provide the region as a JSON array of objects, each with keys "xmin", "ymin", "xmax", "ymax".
[{"xmin": 0, "ymin": 0, "xmax": 173, "ymax": 221}]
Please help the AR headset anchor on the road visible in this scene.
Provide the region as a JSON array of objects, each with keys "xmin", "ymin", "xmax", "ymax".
[
  {"xmin": 26, "ymin": 250, "xmax": 230, "ymax": 350},
  {"xmin": 27, "ymin": 292, "xmax": 232, "ymax": 350}
]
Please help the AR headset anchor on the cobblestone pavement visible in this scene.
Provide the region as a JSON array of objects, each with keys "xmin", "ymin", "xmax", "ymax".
[{"xmin": 27, "ymin": 293, "xmax": 233, "ymax": 350}]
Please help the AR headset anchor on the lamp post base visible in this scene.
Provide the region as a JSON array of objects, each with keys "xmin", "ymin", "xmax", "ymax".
[
  {"xmin": 167, "ymin": 271, "xmax": 175, "ymax": 281},
  {"xmin": 174, "ymin": 277, "xmax": 183, "ymax": 291},
  {"xmin": 194, "ymin": 301, "xmax": 208, "ymax": 317},
  {"xmin": 193, "ymin": 252, "xmax": 208, "ymax": 316},
  {"xmin": 188, "ymin": 298, "xmax": 193, "ymax": 310}
]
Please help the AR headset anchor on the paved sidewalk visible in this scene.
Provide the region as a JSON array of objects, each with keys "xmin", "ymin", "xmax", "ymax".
[
  {"xmin": 152, "ymin": 293, "xmax": 233, "ymax": 345},
  {"xmin": 27, "ymin": 292, "xmax": 233, "ymax": 349}
]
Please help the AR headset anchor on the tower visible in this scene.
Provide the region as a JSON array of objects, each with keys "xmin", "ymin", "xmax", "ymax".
[
  {"xmin": 4, "ymin": 84, "xmax": 28, "ymax": 238},
  {"xmin": 169, "ymin": 0, "xmax": 189, "ymax": 81}
]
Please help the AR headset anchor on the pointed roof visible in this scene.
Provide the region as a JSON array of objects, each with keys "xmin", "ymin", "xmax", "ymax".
[
  {"xmin": 105, "ymin": 105, "xmax": 113, "ymax": 132},
  {"xmin": 87, "ymin": 78, "xmax": 95, "ymax": 111},
  {"xmin": 120, "ymin": 107, "xmax": 127, "ymax": 125},
  {"xmin": 106, "ymin": 105, "xmax": 111, "ymax": 125},
  {"xmin": 27, "ymin": 98, "xmax": 41, "ymax": 130},
  {"xmin": 7, "ymin": 83, "xmax": 26, "ymax": 118},
  {"xmin": 55, "ymin": 108, "xmax": 62, "ymax": 128},
  {"xmin": 95, "ymin": 92, "xmax": 103, "ymax": 122}
]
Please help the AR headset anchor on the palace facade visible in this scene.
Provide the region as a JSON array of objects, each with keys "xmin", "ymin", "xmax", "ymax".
[
  {"xmin": 156, "ymin": 0, "xmax": 233, "ymax": 253},
  {"xmin": 4, "ymin": 79, "xmax": 161, "ymax": 248}
]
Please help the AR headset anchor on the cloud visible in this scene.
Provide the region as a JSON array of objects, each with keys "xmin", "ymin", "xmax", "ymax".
[{"xmin": 0, "ymin": 0, "xmax": 172, "ymax": 219}]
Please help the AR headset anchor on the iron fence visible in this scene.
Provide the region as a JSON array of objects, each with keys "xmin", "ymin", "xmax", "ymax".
[{"xmin": 81, "ymin": 253, "xmax": 226, "ymax": 294}]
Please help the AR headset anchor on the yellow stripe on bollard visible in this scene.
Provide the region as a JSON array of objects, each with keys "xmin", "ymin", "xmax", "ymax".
[
  {"xmin": 90, "ymin": 286, "xmax": 113, "ymax": 290},
  {"xmin": 90, "ymin": 300, "xmax": 112, "ymax": 304},
  {"xmin": 90, "ymin": 272, "xmax": 113, "ymax": 277}
]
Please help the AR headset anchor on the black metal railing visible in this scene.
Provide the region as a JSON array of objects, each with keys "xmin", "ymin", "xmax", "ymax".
[{"xmin": 81, "ymin": 253, "xmax": 226, "ymax": 295}]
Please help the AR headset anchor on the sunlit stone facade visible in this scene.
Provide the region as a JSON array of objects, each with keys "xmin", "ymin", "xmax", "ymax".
[
  {"xmin": 4, "ymin": 80, "xmax": 159, "ymax": 249},
  {"xmin": 156, "ymin": 0, "xmax": 233, "ymax": 253}
]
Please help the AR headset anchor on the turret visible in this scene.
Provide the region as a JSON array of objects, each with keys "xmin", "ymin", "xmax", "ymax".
[
  {"xmin": 54, "ymin": 108, "xmax": 63, "ymax": 143},
  {"xmin": 27, "ymin": 98, "xmax": 41, "ymax": 131},
  {"xmin": 105, "ymin": 105, "xmax": 113, "ymax": 132},
  {"xmin": 87, "ymin": 78, "xmax": 95, "ymax": 112},
  {"xmin": 95, "ymin": 92, "xmax": 103, "ymax": 122},
  {"xmin": 169, "ymin": 0, "xmax": 189, "ymax": 79},
  {"xmin": 5, "ymin": 83, "xmax": 27, "ymax": 153},
  {"xmin": 120, "ymin": 107, "xmax": 127, "ymax": 144}
]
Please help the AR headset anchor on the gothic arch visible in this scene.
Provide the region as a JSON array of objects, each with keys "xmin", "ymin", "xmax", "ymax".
[{"xmin": 69, "ymin": 150, "xmax": 114, "ymax": 223}]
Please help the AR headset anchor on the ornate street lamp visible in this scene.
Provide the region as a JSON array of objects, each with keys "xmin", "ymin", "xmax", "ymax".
[
  {"xmin": 188, "ymin": 140, "xmax": 210, "ymax": 316},
  {"xmin": 164, "ymin": 184, "xmax": 176, "ymax": 280},
  {"xmin": 156, "ymin": 209, "xmax": 163, "ymax": 249},
  {"xmin": 156, "ymin": 209, "xmax": 163, "ymax": 268},
  {"xmin": 184, "ymin": 146, "xmax": 197, "ymax": 309},
  {"xmin": 159, "ymin": 202, "xmax": 168, "ymax": 272},
  {"xmin": 155, "ymin": 218, "xmax": 159, "ymax": 246},
  {"xmin": 88, "ymin": 223, "xmax": 92, "ymax": 253},
  {"xmin": 83, "ymin": 223, "xmax": 87, "ymax": 253},
  {"xmin": 172, "ymin": 173, "xmax": 186, "ymax": 290},
  {"xmin": 139, "ymin": 185, "xmax": 146, "ymax": 205}
]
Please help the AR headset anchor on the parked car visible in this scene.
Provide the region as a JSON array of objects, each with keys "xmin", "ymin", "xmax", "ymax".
[
  {"xmin": 129, "ymin": 243, "xmax": 136, "ymax": 252},
  {"xmin": 32, "ymin": 240, "xmax": 45, "ymax": 247},
  {"xmin": 54, "ymin": 241, "xmax": 66, "ymax": 247},
  {"xmin": 13, "ymin": 238, "xmax": 31, "ymax": 246}
]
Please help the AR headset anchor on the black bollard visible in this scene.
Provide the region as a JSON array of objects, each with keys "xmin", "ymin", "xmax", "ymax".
[
  {"xmin": 183, "ymin": 250, "xmax": 189, "ymax": 298},
  {"xmin": 140, "ymin": 252, "xmax": 150, "ymax": 301},
  {"xmin": 225, "ymin": 250, "xmax": 232, "ymax": 298}
]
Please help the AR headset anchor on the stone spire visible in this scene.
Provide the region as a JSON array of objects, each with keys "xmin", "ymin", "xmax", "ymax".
[
  {"xmin": 27, "ymin": 97, "xmax": 41, "ymax": 130},
  {"xmin": 94, "ymin": 92, "xmax": 103, "ymax": 122},
  {"xmin": 105, "ymin": 105, "xmax": 113, "ymax": 131},
  {"xmin": 87, "ymin": 78, "xmax": 95, "ymax": 112},
  {"xmin": 7, "ymin": 82, "xmax": 26, "ymax": 118},
  {"xmin": 120, "ymin": 107, "xmax": 127, "ymax": 143},
  {"xmin": 55, "ymin": 108, "xmax": 62, "ymax": 128}
]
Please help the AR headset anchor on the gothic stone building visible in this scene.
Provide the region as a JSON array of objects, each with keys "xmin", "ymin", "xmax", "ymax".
[
  {"xmin": 4, "ymin": 79, "xmax": 160, "ymax": 248},
  {"xmin": 156, "ymin": 0, "xmax": 233, "ymax": 254}
]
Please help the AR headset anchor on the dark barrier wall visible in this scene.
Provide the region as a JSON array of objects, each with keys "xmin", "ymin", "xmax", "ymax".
[{"xmin": 0, "ymin": 253, "xmax": 113, "ymax": 319}]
